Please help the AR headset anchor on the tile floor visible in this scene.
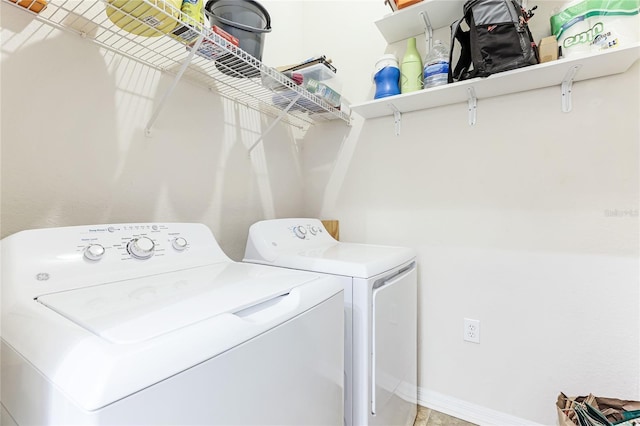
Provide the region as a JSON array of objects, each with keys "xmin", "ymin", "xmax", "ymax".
[{"xmin": 413, "ymin": 405, "xmax": 477, "ymax": 426}]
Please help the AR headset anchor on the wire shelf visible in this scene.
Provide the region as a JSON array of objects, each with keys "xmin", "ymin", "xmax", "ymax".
[{"xmin": 4, "ymin": 0, "xmax": 351, "ymax": 130}]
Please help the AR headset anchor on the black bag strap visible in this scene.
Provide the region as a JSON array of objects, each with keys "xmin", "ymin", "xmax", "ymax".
[
  {"xmin": 525, "ymin": 24, "xmax": 540, "ymax": 63},
  {"xmin": 448, "ymin": 16, "xmax": 472, "ymax": 83}
]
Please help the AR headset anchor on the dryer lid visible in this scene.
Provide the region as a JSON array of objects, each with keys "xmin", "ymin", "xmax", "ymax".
[
  {"xmin": 243, "ymin": 218, "xmax": 415, "ymax": 278},
  {"xmin": 36, "ymin": 262, "xmax": 317, "ymax": 344},
  {"xmin": 275, "ymin": 242, "xmax": 415, "ymax": 278}
]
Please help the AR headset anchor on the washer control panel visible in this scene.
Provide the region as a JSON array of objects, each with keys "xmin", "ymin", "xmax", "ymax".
[
  {"xmin": 76, "ymin": 223, "xmax": 193, "ymax": 262},
  {"xmin": 291, "ymin": 224, "xmax": 324, "ymax": 240},
  {"xmin": 3, "ymin": 223, "xmax": 230, "ymax": 294}
]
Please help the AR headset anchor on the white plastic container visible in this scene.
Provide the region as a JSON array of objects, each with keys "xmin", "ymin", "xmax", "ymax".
[
  {"xmin": 296, "ymin": 64, "xmax": 342, "ymax": 96},
  {"xmin": 305, "ymin": 78, "xmax": 341, "ymax": 108},
  {"xmin": 269, "ymin": 63, "xmax": 343, "ymax": 112}
]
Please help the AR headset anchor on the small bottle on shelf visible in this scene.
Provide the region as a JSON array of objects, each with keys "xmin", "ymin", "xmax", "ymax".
[
  {"xmin": 373, "ymin": 54, "xmax": 401, "ymax": 99},
  {"xmin": 400, "ymin": 37, "xmax": 423, "ymax": 93},
  {"xmin": 423, "ymin": 40, "xmax": 450, "ymax": 88}
]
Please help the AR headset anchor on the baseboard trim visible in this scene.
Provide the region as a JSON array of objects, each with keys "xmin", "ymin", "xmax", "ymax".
[{"xmin": 417, "ymin": 388, "xmax": 543, "ymax": 426}]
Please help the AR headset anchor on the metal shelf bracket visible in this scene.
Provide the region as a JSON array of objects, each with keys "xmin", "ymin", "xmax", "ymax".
[
  {"xmin": 248, "ymin": 93, "xmax": 302, "ymax": 154},
  {"xmin": 419, "ymin": 11, "xmax": 434, "ymax": 52},
  {"xmin": 144, "ymin": 34, "xmax": 205, "ymax": 137},
  {"xmin": 467, "ymin": 87, "xmax": 477, "ymax": 125},
  {"xmin": 561, "ymin": 65, "xmax": 582, "ymax": 113},
  {"xmin": 388, "ymin": 104, "xmax": 402, "ymax": 136}
]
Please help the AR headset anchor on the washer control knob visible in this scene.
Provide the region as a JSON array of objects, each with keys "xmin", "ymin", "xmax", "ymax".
[
  {"xmin": 127, "ymin": 237, "xmax": 155, "ymax": 260},
  {"xmin": 84, "ymin": 244, "xmax": 105, "ymax": 261},
  {"xmin": 293, "ymin": 226, "xmax": 307, "ymax": 239},
  {"xmin": 310, "ymin": 226, "xmax": 318, "ymax": 235},
  {"xmin": 172, "ymin": 237, "xmax": 188, "ymax": 251}
]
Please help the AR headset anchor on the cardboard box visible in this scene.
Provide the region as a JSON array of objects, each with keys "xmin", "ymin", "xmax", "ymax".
[
  {"xmin": 539, "ymin": 36, "xmax": 559, "ymax": 63},
  {"xmin": 10, "ymin": 0, "xmax": 47, "ymax": 13},
  {"xmin": 321, "ymin": 220, "xmax": 339, "ymax": 241},
  {"xmin": 187, "ymin": 25, "xmax": 239, "ymax": 61},
  {"xmin": 396, "ymin": 0, "xmax": 422, "ymax": 9}
]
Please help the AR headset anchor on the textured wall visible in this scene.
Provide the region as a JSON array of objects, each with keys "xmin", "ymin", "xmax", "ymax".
[{"xmin": 301, "ymin": 1, "xmax": 640, "ymax": 424}]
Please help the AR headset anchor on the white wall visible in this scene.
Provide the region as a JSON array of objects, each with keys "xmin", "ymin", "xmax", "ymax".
[
  {"xmin": 0, "ymin": 2, "xmax": 310, "ymax": 260},
  {"xmin": 301, "ymin": 1, "xmax": 640, "ymax": 425},
  {"xmin": 1, "ymin": 1, "xmax": 638, "ymax": 425}
]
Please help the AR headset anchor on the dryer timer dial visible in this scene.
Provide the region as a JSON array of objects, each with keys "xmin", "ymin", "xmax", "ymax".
[{"xmin": 293, "ymin": 226, "xmax": 307, "ymax": 239}]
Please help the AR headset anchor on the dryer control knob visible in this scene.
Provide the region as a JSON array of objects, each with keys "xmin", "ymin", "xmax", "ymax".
[
  {"xmin": 172, "ymin": 237, "xmax": 188, "ymax": 251},
  {"xmin": 127, "ymin": 237, "xmax": 155, "ymax": 260},
  {"xmin": 293, "ymin": 226, "xmax": 307, "ymax": 239},
  {"xmin": 84, "ymin": 244, "xmax": 105, "ymax": 261},
  {"xmin": 310, "ymin": 226, "xmax": 318, "ymax": 235}
]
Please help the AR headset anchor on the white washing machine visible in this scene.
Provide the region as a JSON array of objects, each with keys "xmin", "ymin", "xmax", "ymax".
[
  {"xmin": 244, "ymin": 218, "xmax": 417, "ymax": 426},
  {"xmin": 0, "ymin": 223, "xmax": 344, "ymax": 426}
]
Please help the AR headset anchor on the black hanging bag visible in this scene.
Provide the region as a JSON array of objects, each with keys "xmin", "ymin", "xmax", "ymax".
[{"xmin": 448, "ymin": 0, "xmax": 539, "ymax": 83}]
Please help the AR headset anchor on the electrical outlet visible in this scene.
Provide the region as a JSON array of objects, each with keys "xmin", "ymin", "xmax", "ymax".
[{"xmin": 464, "ymin": 318, "xmax": 480, "ymax": 343}]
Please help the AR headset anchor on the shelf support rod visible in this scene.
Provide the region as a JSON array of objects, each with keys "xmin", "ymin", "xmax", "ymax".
[
  {"xmin": 248, "ymin": 93, "xmax": 302, "ymax": 154},
  {"xmin": 419, "ymin": 11, "xmax": 434, "ymax": 52},
  {"xmin": 145, "ymin": 34, "xmax": 205, "ymax": 137},
  {"xmin": 388, "ymin": 104, "xmax": 402, "ymax": 136},
  {"xmin": 467, "ymin": 87, "xmax": 477, "ymax": 126},
  {"xmin": 561, "ymin": 65, "xmax": 581, "ymax": 113}
]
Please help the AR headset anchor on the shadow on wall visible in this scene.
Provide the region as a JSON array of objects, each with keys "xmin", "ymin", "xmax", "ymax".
[
  {"xmin": 103, "ymin": 58, "xmax": 223, "ymax": 225},
  {"xmin": 1, "ymin": 5, "xmax": 297, "ymax": 260},
  {"xmin": 301, "ymin": 116, "xmax": 364, "ymax": 220},
  {"xmin": 1, "ymin": 12, "xmax": 119, "ymax": 237},
  {"xmin": 101, "ymin": 54, "xmax": 298, "ymax": 260}
]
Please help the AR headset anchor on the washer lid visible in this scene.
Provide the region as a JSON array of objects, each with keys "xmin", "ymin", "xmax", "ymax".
[
  {"xmin": 276, "ymin": 242, "xmax": 415, "ymax": 278},
  {"xmin": 36, "ymin": 262, "xmax": 318, "ymax": 344},
  {"xmin": 9, "ymin": 261, "xmax": 341, "ymax": 412}
]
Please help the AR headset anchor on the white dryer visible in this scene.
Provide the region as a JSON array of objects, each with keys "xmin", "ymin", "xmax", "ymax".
[
  {"xmin": 1, "ymin": 223, "xmax": 344, "ymax": 426},
  {"xmin": 244, "ymin": 218, "xmax": 417, "ymax": 426}
]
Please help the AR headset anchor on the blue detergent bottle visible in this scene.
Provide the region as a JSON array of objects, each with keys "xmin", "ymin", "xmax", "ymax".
[{"xmin": 373, "ymin": 54, "xmax": 401, "ymax": 99}]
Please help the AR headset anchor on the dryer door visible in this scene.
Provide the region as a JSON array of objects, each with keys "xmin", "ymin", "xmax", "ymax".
[{"xmin": 371, "ymin": 262, "xmax": 417, "ymax": 425}]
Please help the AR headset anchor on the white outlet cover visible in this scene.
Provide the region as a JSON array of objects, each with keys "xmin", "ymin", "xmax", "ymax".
[{"xmin": 464, "ymin": 318, "xmax": 480, "ymax": 343}]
